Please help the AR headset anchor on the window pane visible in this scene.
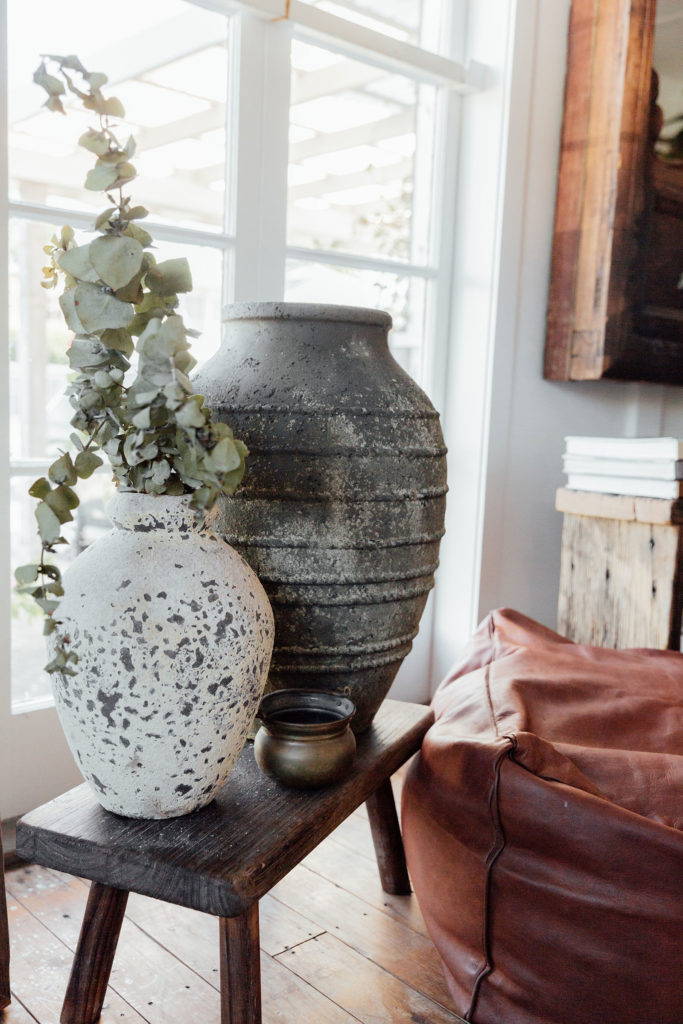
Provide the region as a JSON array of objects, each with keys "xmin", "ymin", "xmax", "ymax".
[
  {"xmin": 285, "ymin": 258, "xmax": 427, "ymax": 383},
  {"xmin": 9, "ymin": 0, "xmax": 229, "ymax": 231},
  {"xmin": 287, "ymin": 41, "xmax": 437, "ymax": 263},
  {"xmin": 10, "ymin": 471, "xmax": 114, "ymax": 707},
  {"xmin": 9, "ymin": 217, "xmax": 224, "ymax": 461}
]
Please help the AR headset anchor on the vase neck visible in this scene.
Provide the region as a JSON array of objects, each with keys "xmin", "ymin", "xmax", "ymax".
[{"xmin": 108, "ymin": 492, "xmax": 214, "ymax": 533}]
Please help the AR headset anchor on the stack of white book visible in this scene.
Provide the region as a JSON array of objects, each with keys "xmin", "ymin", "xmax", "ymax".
[{"xmin": 564, "ymin": 437, "xmax": 683, "ymax": 499}]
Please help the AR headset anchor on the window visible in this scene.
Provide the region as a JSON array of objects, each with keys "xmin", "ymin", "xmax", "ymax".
[{"xmin": 3, "ymin": 0, "xmax": 476, "ymax": 707}]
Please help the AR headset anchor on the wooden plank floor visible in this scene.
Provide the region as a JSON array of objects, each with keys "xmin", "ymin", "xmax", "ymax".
[{"xmin": 1, "ymin": 779, "xmax": 463, "ymax": 1024}]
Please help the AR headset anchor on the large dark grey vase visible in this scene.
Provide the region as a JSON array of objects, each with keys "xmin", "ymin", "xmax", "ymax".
[{"xmin": 193, "ymin": 302, "xmax": 447, "ymax": 732}]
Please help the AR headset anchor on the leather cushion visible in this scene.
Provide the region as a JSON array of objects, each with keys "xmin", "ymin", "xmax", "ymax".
[{"xmin": 402, "ymin": 608, "xmax": 683, "ymax": 1024}]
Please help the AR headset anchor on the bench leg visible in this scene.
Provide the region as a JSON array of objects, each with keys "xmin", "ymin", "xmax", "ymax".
[
  {"xmin": 0, "ymin": 854, "xmax": 9, "ymax": 1010},
  {"xmin": 366, "ymin": 777, "xmax": 412, "ymax": 895},
  {"xmin": 219, "ymin": 903, "xmax": 261, "ymax": 1024},
  {"xmin": 61, "ymin": 882, "xmax": 128, "ymax": 1024}
]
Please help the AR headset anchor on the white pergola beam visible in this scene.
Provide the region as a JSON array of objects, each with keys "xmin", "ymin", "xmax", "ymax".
[
  {"xmin": 138, "ymin": 58, "xmax": 393, "ymax": 156},
  {"xmin": 12, "ymin": 11, "xmax": 226, "ymax": 125},
  {"xmin": 136, "ymin": 105, "xmax": 224, "ymax": 153},
  {"xmin": 291, "ymin": 60, "xmax": 382, "ymax": 104},
  {"xmin": 288, "ymin": 156, "xmax": 412, "ymax": 201},
  {"xmin": 10, "ymin": 149, "xmax": 222, "ymax": 225},
  {"xmin": 292, "ymin": 110, "xmax": 413, "ymax": 160},
  {"xmin": 195, "ymin": 110, "xmax": 414, "ymax": 185}
]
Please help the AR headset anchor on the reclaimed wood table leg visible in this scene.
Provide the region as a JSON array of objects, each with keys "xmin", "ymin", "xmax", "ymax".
[
  {"xmin": 0, "ymin": 847, "xmax": 9, "ymax": 1010},
  {"xmin": 366, "ymin": 777, "xmax": 412, "ymax": 895},
  {"xmin": 219, "ymin": 903, "xmax": 261, "ymax": 1024},
  {"xmin": 61, "ymin": 882, "xmax": 128, "ymax": 1024}
]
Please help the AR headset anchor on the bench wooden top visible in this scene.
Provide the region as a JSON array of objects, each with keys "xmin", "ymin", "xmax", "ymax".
[{"xmin": 16, "ymin": 699, "xmax": 432, "ymax": 918}]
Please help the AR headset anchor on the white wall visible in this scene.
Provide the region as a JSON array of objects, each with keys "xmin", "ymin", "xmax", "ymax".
[{"xmin": 431, "ymin": 0, "xmax": 683, "ymax": 687}]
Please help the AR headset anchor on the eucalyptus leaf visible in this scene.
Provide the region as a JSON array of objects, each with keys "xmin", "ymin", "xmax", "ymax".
[
  {"xmin": 176, "ymin": 396, "xmax": 207, "ymax": 429},
  {"xmin": 49, "ymin": 452, "xmax": 77, "ymax": 486},
  {"xmin": 35, "ymin": 502, "xmax": 61, "ymax": 544},
  {"xmin": 100, "ymin": 327, "xmax": 134, "ymax": 356},
  {"xmin": 111, "ymin": 161, "xmax": 136, "ymax": 188},
  {"xmin": 114, "ymin": 269, "xmax": 144, "ymax": 304},
  {"xmin": 59, "ymin": 289, "xmax": 85, "ymax": 333},
  {"xmin": 221, "ymin": 462, "xmax": 247, "ymax": 495},
  {"xmin": 87, "ymin": 71, "xmax": 108, "ymax": 90},
  {"xmin": 68, "ymin": 337, "xmax": 109, "ymax": 370},
  {"xmin": 102, "ymin": 95, "xmax": 125, "ymax": 118},
  {"xmin": 72, "ymin": 282, "xmax": 134, "ymax": 332},
  {"xmin": 123, "ymin": 223, "xmax": 153, "ymax": 247},
  {"xmin": 33, "ymin": 64, "xmax": 65, "ymax": 96},
  {"xmin": 131, "ymin": 407, "xmax": 151, "ymax": 429},
  {"xmin": 85, "ymin": 160, "xmax": 119, "ymax": 192},
  {"xmin": 58, "ymin": 55, "xmax": 87, "ymax": 74},
  {"xmin": 207, "ymin": 436, "xmax": 241, "ymax": 473},
  {"xmin": 45, "ymin": 484, "xmax": 79, "ymax": 521},
  {"xmin": 74, "ymin": 450, "xmax": 103, "ymax": 478},
  {"xmin": 28, "ymin": 477, "xmax": 51, "ymax": 499},
  {"xmin": 58, "ymin": 243, "xmax": 99, "ymax": 283},
  {"xmin": 94, "ymin": 207, "xmax": 117, "ymax": 230},
  {"xmin": 90, "ymin": 235, "xmax": 143, "ymax": 291},
  {"xmin": 45, "ymin": 95, "xmax": 65, "ymax": 113},
  {"xmin": 145, "ymin": 258, "xmax": 192, "ymax": 295},
  {"xmin": 15, "ymin": 564, "xmax": 39, "ymax": 586},
  {"xmin": 79, "ymin": 128, "xmax": 110, "ymax": 156}
]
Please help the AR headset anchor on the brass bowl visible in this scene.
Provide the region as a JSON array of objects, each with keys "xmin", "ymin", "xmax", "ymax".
[{"xmin": 254, "ymin": 690, "xmax": 356, "ymax": 789}]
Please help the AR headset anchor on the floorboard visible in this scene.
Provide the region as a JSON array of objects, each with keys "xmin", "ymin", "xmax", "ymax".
[{"xmin": 1, "ymin": 787, "xmax": 462, "ymax": 1024}]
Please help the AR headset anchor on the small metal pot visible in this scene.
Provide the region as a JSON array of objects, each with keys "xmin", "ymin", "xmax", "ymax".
[{"xmin": 254, "ymin": 690, "xmax": 356, "ymax": 789}]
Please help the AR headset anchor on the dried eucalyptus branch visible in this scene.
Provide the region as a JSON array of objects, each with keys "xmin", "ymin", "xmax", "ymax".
[{"xmin": 15, "ymin": 54, "xmax": 248, "ymax": 677}]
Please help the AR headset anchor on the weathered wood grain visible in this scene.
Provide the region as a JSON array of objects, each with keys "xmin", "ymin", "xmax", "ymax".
[
  {"xmin": 557, "ymin": 509, "xmax": 683, "ymax": 649},
  {"xmin": 9, "ymin": 864, "xmax": 351, "ymax": 1024},
  {"xmin": 556, "ymin": 487, "xmax": 683, "ymax": 526},
  {"xmin": 365, "ymin": 777, "xmax": 411, "ymax": 895},
  {"xmin": 17, "ymin": 700, "xmax": 432, "ymax": 917},
  {"xmin": 270, "ymin": 864, "xmax": 454, "ymax": 1010},
  {"xmin": 7, "ymin": 865, "xmax": 221, "ymax": 1024},
  {"xmin": 4, "ymin": 885, "xmax": 145, "ymax": 1024},
  {"xmin": 0, "ymin": 824, "xmax": 9, "ymax": 1010},
  {"xmin": 126, "ymin": 885, "xmax": 323, "ymax": 959},
  {"xmin": 275, "ymin": 932, "xmax": 465, "ymax": 1024},
  {"xmin": 60, "ymin": 884, "xmax": 128, "ymax": 1024},
  {"xmin": 303, "ymin": 833, "xmax": 428, "ymax": 935},
  {"xmin": 543, "ymin": 0, "xmax": 679, "ymax": 383},
  {"xmin": 220, "ymin": 905, "xmax": 261, "ymax": 1024}
]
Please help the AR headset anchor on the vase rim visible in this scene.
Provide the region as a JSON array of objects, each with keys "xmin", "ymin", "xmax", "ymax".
[{"xmin": 222, "ymin": 301, "xmax": 392, "ymax": 328}]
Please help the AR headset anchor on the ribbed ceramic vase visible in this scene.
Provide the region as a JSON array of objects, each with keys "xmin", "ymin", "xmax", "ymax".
[
  {"xmin": 193, "ymin": 302, "xmax": 447, "ymax": 732},
  {"xmin": 51, "ymin": 492, "xmax": 274, "ymax": 818}
]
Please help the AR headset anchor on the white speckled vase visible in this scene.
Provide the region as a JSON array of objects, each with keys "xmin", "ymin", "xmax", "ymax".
[{"xmin": 51, "ymin": 492, "xmax": 274, "ymax": 819}]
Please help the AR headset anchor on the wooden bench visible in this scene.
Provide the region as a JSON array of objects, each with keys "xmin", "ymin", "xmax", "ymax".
[{"xmin": 16, "ymin": 699, "xmax": 433, "ymax": 1024}]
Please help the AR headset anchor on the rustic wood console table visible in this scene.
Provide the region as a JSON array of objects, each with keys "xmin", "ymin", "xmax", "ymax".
[{"xmin": 16, "ymin": 699, "xmax": 432, "ymax": 1024}]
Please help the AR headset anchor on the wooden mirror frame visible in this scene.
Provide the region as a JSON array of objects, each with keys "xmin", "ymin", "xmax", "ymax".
[{"xmin": 544, "ymin": 0, "xmax": 683, "ymax": 384}]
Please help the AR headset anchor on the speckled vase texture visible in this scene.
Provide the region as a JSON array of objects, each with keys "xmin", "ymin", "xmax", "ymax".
[
  {"xmin": 51, "ymin": 492, "xmax": 274, "ymax": 819},
  {"xmin": 193, "ymin": 302, "xmax": 447, "ymax": 732}
]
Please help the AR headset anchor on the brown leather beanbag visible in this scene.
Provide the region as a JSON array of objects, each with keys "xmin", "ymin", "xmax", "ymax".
[{"xmin": 402, "ymin": 609, "xmax": 683, "ymax": 1024}]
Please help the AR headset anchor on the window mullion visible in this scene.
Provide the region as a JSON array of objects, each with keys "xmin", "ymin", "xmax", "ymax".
[{"xmin": 230, "ymin": 13, "xmax": 292, "ymax": 303}]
